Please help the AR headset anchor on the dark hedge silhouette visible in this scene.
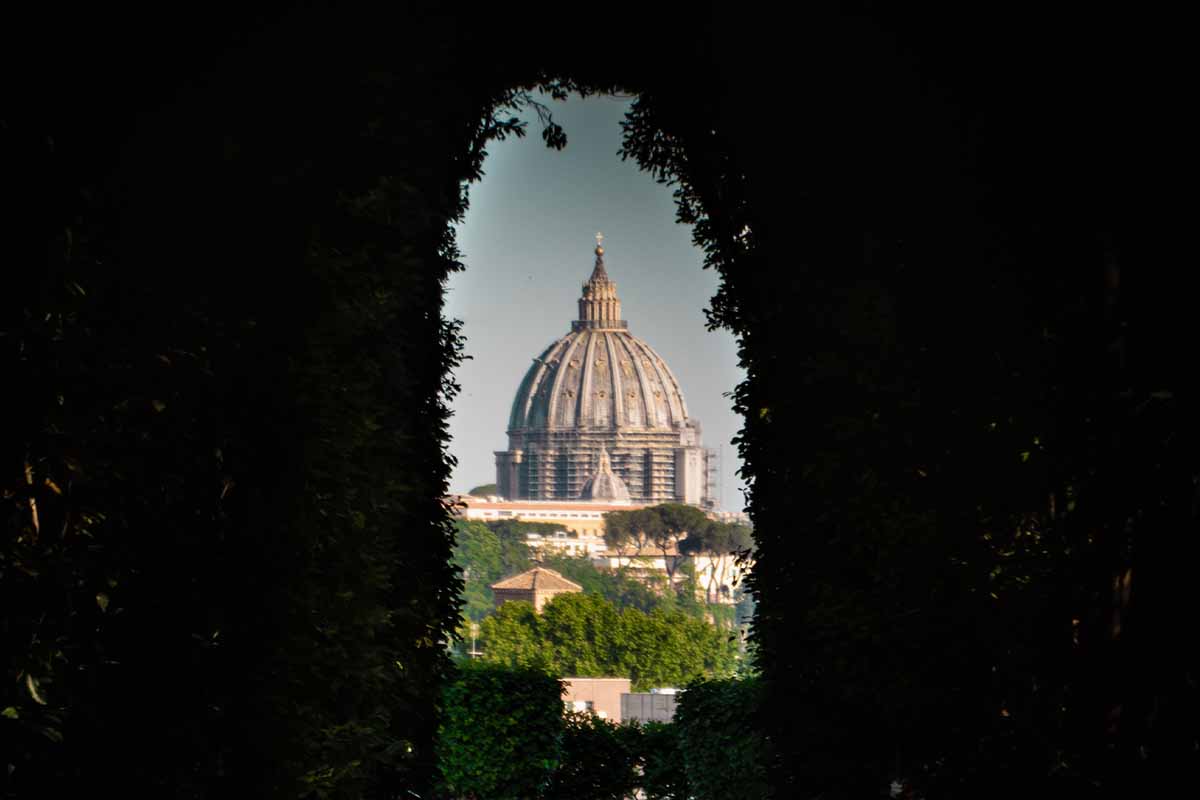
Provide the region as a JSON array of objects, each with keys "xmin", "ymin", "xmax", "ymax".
[{"xmin": 615, "ymin": 5, "xmax": 1196, "ymax": 797}]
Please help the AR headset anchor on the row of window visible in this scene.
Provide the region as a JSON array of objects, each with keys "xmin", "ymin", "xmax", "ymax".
[{"xmin": 471, "ymin": 510, "xmax": 602, "ymax": 519}]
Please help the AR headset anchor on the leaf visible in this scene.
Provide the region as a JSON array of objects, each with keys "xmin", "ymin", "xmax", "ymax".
[
  {"xmin": 96, "ymin": 592, "xmax": 110, "ymax": 613},
  {"xmin": 1, "ymin": 707, "xmax": 18, "ymax": 719},
  {"xmin": 25, "ymin": 674, "xmax": 46, "ymax": 705},
  {"xmin": 35, "ymin": 725, "xmax": 63, "ymax": 743},
  {"xmin": 151, "ymin": 399, "xmax": 166, "ymax": 413}
]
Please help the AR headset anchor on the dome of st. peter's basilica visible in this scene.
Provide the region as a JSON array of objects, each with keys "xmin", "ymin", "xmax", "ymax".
[{"xmin": 495, "ymin": 236, "xmax": 711, "ymax": 507}]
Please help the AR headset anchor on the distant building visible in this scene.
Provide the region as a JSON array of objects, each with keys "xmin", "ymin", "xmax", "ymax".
[
  {"xmin": 562, "ymin": 677, "xmax": 631, "ymax": 722},
  {"xmin": 591, "ymin": 544, "xmax": 688, "ymax": 590},
  {"xmin": 524, "ymin": 528, "xmax": 609, "ymax": 559},
  {"xmin": 709, "ymin": 508, "xmax": 751, "ymax": 526},
  {"xmin": 691, "ymin": 551, "xmax": 750, "ymax": 605},
  {"xmin": 621, "ymin": 691, "xmax": 679, "ymax": 723},
  {"xmin": 490, "ymin": 566, "xmax": 582, "ymax": 612},
  {"xmin": 495, "ymin": 236, "xmax": 714, "ymax": 507},
  {"xmin": 451, "ymin": 494, "xmax": 646, "ymax": 539}
]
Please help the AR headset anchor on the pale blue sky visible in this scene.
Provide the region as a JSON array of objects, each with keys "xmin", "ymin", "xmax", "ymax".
[{"xmin": 446, "ymin": 93, "xmax": 747, "ymax": 511}]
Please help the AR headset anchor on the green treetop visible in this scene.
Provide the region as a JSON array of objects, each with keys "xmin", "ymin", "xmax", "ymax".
[{"xmin": 477, "ymin": 592, "xmax": 739, "ymax": 690}]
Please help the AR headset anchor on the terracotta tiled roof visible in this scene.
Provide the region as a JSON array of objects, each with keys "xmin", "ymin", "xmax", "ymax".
[{"xmin": 490, "ymin": 567, "xmax": 583, "ymax": 593}]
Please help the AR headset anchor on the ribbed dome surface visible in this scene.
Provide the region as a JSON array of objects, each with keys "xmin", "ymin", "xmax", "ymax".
[{"xmin": 508, "ymin": 328, "xmax": 690, "ymax": 432}]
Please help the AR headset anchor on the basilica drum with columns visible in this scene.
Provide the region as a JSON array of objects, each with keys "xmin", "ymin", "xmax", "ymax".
[{"xmin": 494, "ymin": 237, "xmax": 713, "ymax": 507}]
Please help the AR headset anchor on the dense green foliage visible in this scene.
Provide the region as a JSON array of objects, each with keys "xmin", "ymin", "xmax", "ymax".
[
  {"xmin": 466, "ymin": 483, "xmax": 498, "ymax": 497},
  {"xmin": 435, "ymin": 665, "xmax": 713, "ymax": 800},
  {"xmin": 604, "ymin": 504, "xmax": 704, "ymax": 582},
  {"xmin": 451, "ymin": 509, "xmax": 735, "ymax": 623},
  {"xmin": 435, "ymin": 667, "xmax": 759, "ymax": 800},
  {"xmin": 602, "ymin": 504, "xmax": 753, "ymax": 594},
  {"xmin": 478, "ymin": 593, "xmax": 738, "ymax": 691},
  {"xmin": 545, "ymin": 712, "xmax": 699, "ymax": 800},
  {"xmin": 436, "ymin": 663, "xmax": 564, "ymax": 800},
  {"xmin": 546, "ymin": 712, "xmax": 641, "ymax": 800},
  {"xmin": 674, "ymin": 679, "xmax": 768, "ymax": 800},
  {"xmin": 638, "ymin": 722, "xmax": 690, "ymax": 800},
  {"xmin": 540, "ymin": 554, "xmax": 691, "ymax": 618},
  {"xmin": 451, "ymin": 519, "xmax": 539, "ymax": 621}
]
